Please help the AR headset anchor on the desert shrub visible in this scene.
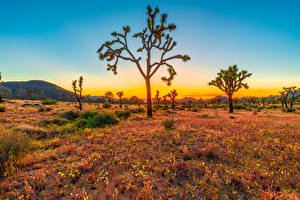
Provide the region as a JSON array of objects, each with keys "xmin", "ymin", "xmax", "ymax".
[
  {"xmin": 60, "ymin": 110, "xmax": 79, "ymax": 121},
  {"xmin": 0, "ymin": 132, "xmax": 32, "ymax": 177},
  {"xmin": 162, "ymin": 119, "xmax": 175, "ymax": 129},
  {"xmin": 177, "ymin": 107, "xmax": 184, "ymax": 110},
  {"xmin": 39, "ymin": 118, "xmax": 68, "ymax": 126},
  {"xmin": 0, "ymin": 106, "xmax": 6, "ymax": 112},
  {"xmin": 102, "ymin": 102, "xmax": 112, "ymax": 108},
  {"xmin": 284, "ymin": 108, "xmax": 296, "ymax": 113},
  {"xmin": 192, "ymin": 108, "xmax": 199, "ymax": 112},
  {"xmin": 267, "ymin": 105, "xmax": 279, "ymax": 109},
  {"xmin": 86, "ymin": 113, "xmax": 118, "ymax": 128},
  {"xmin": 15, "ymin": 124, "xmax": 50, "ymax": 139},
  {"xmin": 233, "ymin": 104, "xmax": 247, "ymax": 109},
  {"xmin": 253, "ymin": 109, "xmax": 258, "ymax": 115},
  {"xmin": 115, "ymin": 110, "xmax": 131, "ymax": 119},
  {"xmin": 38, "ymin": 107, "xmax": 45, "ymax": 112},
  {"xmin": 129, "ymin": 108, "xmax": 145, "ymax": 113},
  {"xmin": 42, "ymin": 99, "xmax": 58, "ymax": 105},
  {"xmin": 74, "ymin": 110, "xmax": 118, "ymax": 129},
  {"xmin": 45, "ymin": 107, "xmax": 53, "ymax": 111}
]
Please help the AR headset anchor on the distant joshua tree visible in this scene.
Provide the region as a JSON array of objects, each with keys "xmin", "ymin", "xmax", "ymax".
[
  {"xmin": 16, "ymin": 93, "xmax": 21, "ymax": 100},
  {"xmin": 284, "ymin": 86, "xmax": 299, "ymax": 108},
  {"xmin": 25, "ymin": 89, "xmax": 33, "ymax": 100},
  {"xmin": 116, "ymin": 91, "xmax": 124, "ymax": 108},
  {"xmin": 208, "ymin": 65, "xmax": 252, "ymax": 113},
  {"xmin": 187, "ymin": 100, "xmax": 193, "ymax": 111},
  {"xmin": 162, "ymin": 94, "xmax": 169, "ymax": 109},
  {"xmin": 279, "ymin": 89, "xmax": 288, "ymax": 109},
  {"xmin": 105, "ymin": 91, "xmax": 114, "ymax": 103},
  {"xmin": 168, "ymin": 89, "xmax": 178, "ymax": 110},
  {"xmin": 97, "ymin": 6, "xmax": 190, "ymax": 117},
  {"xmin": 130, "ymin": 96, "xmax": 142, "ymax": 108},
  {"xmin": 261, "ymin": 97, "xmax": 267, "ymax": 106},
  {"xmin": 72, "ymin": 76, "xmax": 84, "ymax": 111},
  {"xmin": 154, "ymin": 90, "xmax": 161, "ymax": 110},
  {"xmin": 8, "ymin": 89, "xmax": 12, "ymax": 99}
]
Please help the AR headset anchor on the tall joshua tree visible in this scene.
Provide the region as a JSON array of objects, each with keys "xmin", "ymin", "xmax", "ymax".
[
  {"xmin": 208, "ymin": 65, "xmax": 252, "ymax": 113},
  {"xmin": 72, "ymin": 76, "xmax": 84, "ymax": 111},
  {"xmin": 105, "ymin": 91, "xmax": 114, "ymax": 103},
  {"xmin": 116, "ymin": 91, "xmax": 124, "ymax": 108},
  {"xmin": 168, "ymin": 89, "xmax": 178, "ymax": 110},
  {"xmin": 97, "ymin": 6, "xmax": 190, "ymax": 117},
  {"xmin": 154, "ymin": 90, "xmax": 161, "ymax": 109}
]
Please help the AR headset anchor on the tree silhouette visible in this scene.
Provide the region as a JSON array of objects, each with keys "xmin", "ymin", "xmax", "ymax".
[
  {"xmin": 116, "ymin": 91, "xmax": 124, "ymax": 108},
  {"xmin": 208, "ymin": 65, "xmax": 252, "ymax": 113},
  {"xmin": 284, "ymin": 86, "xmax": 299, "ymax": 108},
  {"xmin": 279, "ymin": 89, "xmax": 288, "ymax": 109},
  {"xmin": 97, "ymin": 6, "xmax": 190, "ymax": 117},
  {"xmin": 168, "ymin": 89, "xmax": 178, "ymax": 110},
  {"xmin": 72, "ymin": 76, "xmax": 84, "ymax": 111},
  {"xmin": 154, "ymin": 90, "xmax": 161, "ymax": 110},
  {"xmin": 25, "ymin": 89, "xmax": 33, "ymax": 100},
  {"xmin": 105, "ymin": 91, "xmax": 114, "ymax": 103},
  {"xmin": 162, "ymin": 94, "xmax": 169, "ymax": 109}
]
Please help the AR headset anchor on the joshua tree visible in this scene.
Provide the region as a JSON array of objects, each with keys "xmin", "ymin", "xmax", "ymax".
[
  {"xmin": 168, "ymin": 89, "xmax": 178, "ymax": 110},
  {"xmin": 116, "ymin": 91, "xmax": 124, "ymax": 108},
  {"xmin": 154, "ymin": 90, "xmax": 161, "ymax": 110},
  {"xmin": 284, "ymin": 86, "xmax": 299, "ymax": 108},
  {"xmin": 187, "ymin": 100, "xmax": 193, "ymax": 111},
  {"xmin": 279, "ymin": 89, "xmax": 288, "ymax": 109},
  {"xmin": 72, "ymin": 76, "xmax": 84, "ymax": 111},
  {"xmin": 8, "ymin": 89, "xmax": 12, "ymax": 99},
  {"xmin": 162, "ymin": 94, "xmax": 169, "ymax": 109},
  {"xmin": 97, "ymin": 6, "xmax": 190, "ymax": 117},
  {"xmin": 261, "ymin": 97, "xmax": 267, "ymax": 106},
  {"xmin": 16, "ymin": 93, "xmax": 20, "ymax": 100},
  {"xmin": 25, "ymin": 89, "xmax": 33, "ymax": 100},
  {"xmin": 208, "ymin": 65, "xmax": 252, "ymax": 113},
  {"xmin": 130, "ymin": 96, "xmax": 142, "ymax": 108},
  {"xmin": 105, "ymin": 91, "xmax": 114, "ymax": 103}
]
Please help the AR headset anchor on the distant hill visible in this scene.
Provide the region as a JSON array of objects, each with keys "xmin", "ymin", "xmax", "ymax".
[{"xmin": 0, "ymin": 80, "xmax": 74, "ymax": 101}]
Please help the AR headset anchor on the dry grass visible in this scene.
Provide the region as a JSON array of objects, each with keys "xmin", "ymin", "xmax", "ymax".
[{"xmin": 0, "ymin": 100, "xmax": 299, "ymax": 199}]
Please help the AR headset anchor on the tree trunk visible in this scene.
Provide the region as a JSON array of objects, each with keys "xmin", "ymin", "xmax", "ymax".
[
  {"xmin": 228, "ymin": 94, "xmax": 233, "ymax": 113},
  {"xmin": 119, "ymin": 99, "xmax": 122, "ymax": 108},
  {"xmin": 284, "ymin": 100, "xmax": 288, "ymax": 109},
  {"xmin": 79, "ymin": 102, "xmax": 82, "ymax": 111},
  {"xmin": 172, "ymin": 99, "xmax": 175, "ymax": 110},
  {"xmin": 0, "ymin": 94, "xmax": 2, "ymax": 103},
  {"xmin": 145, "ymin": 78, "xmax": 152, "ymax": 117}
]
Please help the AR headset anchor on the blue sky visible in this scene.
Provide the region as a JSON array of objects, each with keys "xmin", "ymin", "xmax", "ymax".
[{"xmin": 0, "ymin": 0, "xmax": 299, "ymax": 97}]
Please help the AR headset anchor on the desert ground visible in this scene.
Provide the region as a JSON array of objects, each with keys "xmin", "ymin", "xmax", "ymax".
[{"xmin": 0, "ymin": 100, "xmax": 299, "ymax": 199}]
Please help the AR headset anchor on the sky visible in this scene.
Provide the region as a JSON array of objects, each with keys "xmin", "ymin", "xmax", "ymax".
[{"xmin": 0, "ymin": 0, "xmax": 300, "ymax": 99}]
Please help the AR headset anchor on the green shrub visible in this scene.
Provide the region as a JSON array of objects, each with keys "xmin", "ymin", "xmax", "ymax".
[
  {"xmin": 38, "ymin": 107, "xmax": 45, "ymax": 112},
  {"xmin": 115, "ymin": 110, "xmax": 131, "ymax": 119},
  {"xmin": 192, "ymin": 108, "xmax": 199, "ymax": 112},
  {"xmin": 60, "ymin": 111, "xmax": 79, "ymax": 121},
  {"xmin": 42, "ymin": 99, "xmax": 58, "ymax": 105},
  {"xmin": 0, "ymin": 107, "xmax": 6, "ymax": 112},
  {"xmin": 74, "ymin": 110, "xmax": 118, "ymax": 129},
  {"xmin": 162, "ymin": 119, "xmax": 175, "ymax": 129},
  {"xmin": 103, "ymin": 103, "xmax": 112, "ymax": 108},
  {"xmin": 129, "ymin": 108, "xmax": 145, "ymax": 113},
  {"xmin": 45, "ymin": 107, "xmax": 53, "ymax": 111},
  {"xmin": 0, "ymin": 133, "xmax": 32, "ymax": 177},
  {"xmin": 233, "ymin": 104, "xmax": 247, "ymax": 109}
]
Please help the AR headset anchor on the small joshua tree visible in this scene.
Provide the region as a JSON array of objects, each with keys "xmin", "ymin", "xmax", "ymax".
[
  {"xmin": 284, "ymin": 86, "xmax": 299, "ymax": 108},
  {"xmin": 208, "ymin": 65, "xmax": 252, "ymax": 113},
  {"xmin": 168, "ymin": 89, "xmax": 178, "ymax": 110},
  {"xmin": 25, "ymin": 89, "xmax": 33, "ymax": 100},
  {"xmin": 116, "ymin": 91, "xmax": 124, "ymax": 108},
  {"xmin": 154, "ymin": 90, "xmax": 161, "ymax": 110},
  {"xmin": 105, "ymin": 91, "xmax": 114, "ymax": 103},
  {"xmin": 97, "ymin": 6, "xmax": 190, "ymax": 117},
  {"xmin": 72, "ymin": 76, "xmax": 84, "ymax": 111},
  {"xmin": 162, "ymin": 94, "xmax": 169, "ymax": 109}
]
